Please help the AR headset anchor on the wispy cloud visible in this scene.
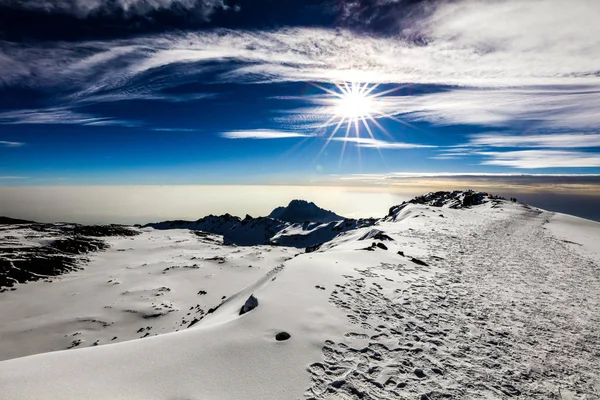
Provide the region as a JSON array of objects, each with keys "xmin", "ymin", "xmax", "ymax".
[
  {"xmin": 0, "ymin": 140, "xmax": 24, "ymax": 147},
  {"xmin": 152, "ymin": 128, "xmax": 201, "ymax": 132},
  {"xmin": 479, "ymin": 150, "xmax": 600, "ymax": 169},
  {"xmin": 0, "ymin": 175, "xmax": 27, "ymax": 179},
  {"xmin": 378, "ymin": 87, "xmax": 600, "ymax": 130},
  {"xmin": 434, "ymin": 132, "xmax": 600, "ymax": 168},
  {"xmin": 220, "ymin": 129, "xmax": 312, "ymax": 139},
  {"xmin": 2, "ymin": 0, "xmax": 599, "ymax": 89},
  {"xmin": 331, "ymin": 137, "xmax": 435, "ymax": 149},
  {"xmin": 0, "ymin": 108, "xmax": 133, "ymax": 126},
  {"xmin": 467, "ymin": 133, "xmax": 600, "ymax": 149}
]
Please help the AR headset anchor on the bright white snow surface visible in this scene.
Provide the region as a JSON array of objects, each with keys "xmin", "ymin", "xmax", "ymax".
[{"xmin": 1, "ymin": 198, "xmax": 599, "ymax": 400}]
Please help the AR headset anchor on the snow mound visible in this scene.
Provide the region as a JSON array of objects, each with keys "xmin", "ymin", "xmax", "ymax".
[{"xmin": 269, "ymin": 200, "xmax": 343, "ymax": 223}]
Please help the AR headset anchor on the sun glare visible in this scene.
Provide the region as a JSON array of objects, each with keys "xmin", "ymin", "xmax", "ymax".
[
  {"xmin": 334, "ymin": 89, "xmax": 376, "ymax": 119},
  {"xmin": 307, "ymin": 81, "xmax": 410, "ymax": 163}
]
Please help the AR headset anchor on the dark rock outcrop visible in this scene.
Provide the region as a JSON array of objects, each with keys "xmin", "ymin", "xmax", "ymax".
[
  {"xmin": 239, "ymin": 294, "xmax": 259, "ymax": 315},
  {"xmin": 0, "ymin": 222, "xmax": 139, "ymax": 290}
]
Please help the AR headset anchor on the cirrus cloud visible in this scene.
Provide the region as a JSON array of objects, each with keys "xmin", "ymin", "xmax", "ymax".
[
  {"xmin": 479, "ymin": 150, "xmax": 600, "ymax": 169},
  {"xmin": 0, "ymin": 140, "xmax": 25, "ymax": 147},
  {"xmin": 220, "ymin": 129, "xmax": 312, "ymax": 139},
  {"xmin": 331, "ymin": 137, "xmax": 435, "ymax": 149}
]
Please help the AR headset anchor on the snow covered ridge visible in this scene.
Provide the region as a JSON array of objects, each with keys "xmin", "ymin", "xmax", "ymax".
[{"xmin": 386, "ymin": 190, "xmax": 506, "ymax": 221}]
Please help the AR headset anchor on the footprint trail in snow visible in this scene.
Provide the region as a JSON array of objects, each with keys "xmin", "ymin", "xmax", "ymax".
[{"xmin": 306, "ymin": 207, "xmax": 600, "ymax": 400}]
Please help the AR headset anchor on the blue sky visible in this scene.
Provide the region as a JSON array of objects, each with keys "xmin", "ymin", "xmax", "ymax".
[{"xmin": 1, "ymin": 0, "xmax": 600, "ymax": 188}]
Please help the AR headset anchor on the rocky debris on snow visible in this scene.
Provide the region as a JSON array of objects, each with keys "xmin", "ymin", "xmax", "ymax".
[
  {"xmin": 305, "ymin": 243, "xmax": 323, "ymax": 253},
  {"xmin": 358, "ymin": 229, "xmax": 394, "ymax": 242},
  {"xmin": 191, "ymin": 231, "xmax": 223, "ymax": 244},
  {"xmin": 409, "ymin": 190, "xmax": 493, "ymax": 208},
  {"xmin": 187, "ymin": 318, "xmax": 201, "ymax": 328},
  {"xmin": 1, "ymin": 237, "xmax": 109, "ymax": 289},
  {"xmin": 239, "ymin": 294, "xmax": 259, "ymax": 315},
  {"xmin": 410, "ymin": 257, "xmax": 429, "ymax": 266},
  {"xmin": 414, "ymin": 368, "xmax": 426, "ymax": 378},
  {"xmin": 1, "ymin": 221, "xmax": 140, "ymax": 289},
  {"xmin": 57, "ymin": 225, "xmax": 139, "ymax": 237},
  {"xmin": 162, "ymin": 264, "xmax": 200, "ymax": 274},
  {"xmin": 386, "ymin": 190, "xmax": 505, "ymax": 221},
  {"xmin": 67, "ymin": 339, "xmax": 82, "ymax": 349},
  {"xmin": 360, "ymin": 242, "xmax": 388, "ymax": 251}
]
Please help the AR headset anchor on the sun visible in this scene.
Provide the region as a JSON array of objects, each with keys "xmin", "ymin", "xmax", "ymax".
[
  {"xmin": 334, "ymin": 88, "xmax": 376, "ymax": 120},
  {"xmin": 302, "ymin": 81, "xmax": 412, "ymax": 163}
]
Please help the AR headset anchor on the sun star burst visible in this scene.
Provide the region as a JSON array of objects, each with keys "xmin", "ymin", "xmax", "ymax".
[
  {"xmin": 308, "ymin": 81, "xmax": 409, "ymax": 163},
  {"xmin": 334, "ymin": 85, "xmax": 377, "ymax": 120}
]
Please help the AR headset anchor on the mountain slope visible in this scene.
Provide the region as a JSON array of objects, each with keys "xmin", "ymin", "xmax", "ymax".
[{"xmin": 1, "ymin": 193, "xmax": 599, "ymax": 400}]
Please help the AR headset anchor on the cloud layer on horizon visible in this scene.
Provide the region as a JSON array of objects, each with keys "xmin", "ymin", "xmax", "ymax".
[{"xmin": 336, "ymin": 172, "xmax": 600, "ymax": 192}]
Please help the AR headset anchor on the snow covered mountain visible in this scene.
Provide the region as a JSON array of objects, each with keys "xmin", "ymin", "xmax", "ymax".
[
  {"xmin": 269, "ymin": 199, "xmax": 344, "ymax": 223},
  {"xmin": 146, "ymin": 214, "xmax": 287, "ymax": 246},
  {"xmin": 145, "ymin": 201, "xmax": 370, "ymax": 248},
  {"xmin": 1, "ymin": 191, "xmax": 599, "ymax": 400}
]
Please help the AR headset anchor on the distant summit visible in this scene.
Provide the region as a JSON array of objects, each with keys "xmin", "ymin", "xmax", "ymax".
[{"xmin": 269, "ymin": 200, "xmax": 344, "ymax": 223}]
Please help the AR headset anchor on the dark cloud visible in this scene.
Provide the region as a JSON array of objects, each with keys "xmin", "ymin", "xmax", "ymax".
[
  {"xmin": 0, "ymin": 0, "xmax": 225, "ymax": 18},
  {"xmin": 0, "ymin": 0, "xmax": 428, "ymax": 41}
]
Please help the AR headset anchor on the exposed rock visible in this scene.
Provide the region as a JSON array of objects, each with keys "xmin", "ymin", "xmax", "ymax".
[
  {"xmin": 410, "ymin": 257, "xmax": 429, "ymax": 266},
  {"xmin": 239, "ymin": 294, "xmax": 259, "ymax": 315},
  {"xmin": 386, "ymin": 190, "xmax": 505, "ymax": 221},
  {"xmin": 358, "ymin": 229, "xmax": 394, "ymax": 241},
  {"xmin": 376, "ymin": 242, "xmax": 388, "ymax": 250},
  {"xmin": 414, "ymin": 368, "xmax": 426, "ymax": 378}
]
